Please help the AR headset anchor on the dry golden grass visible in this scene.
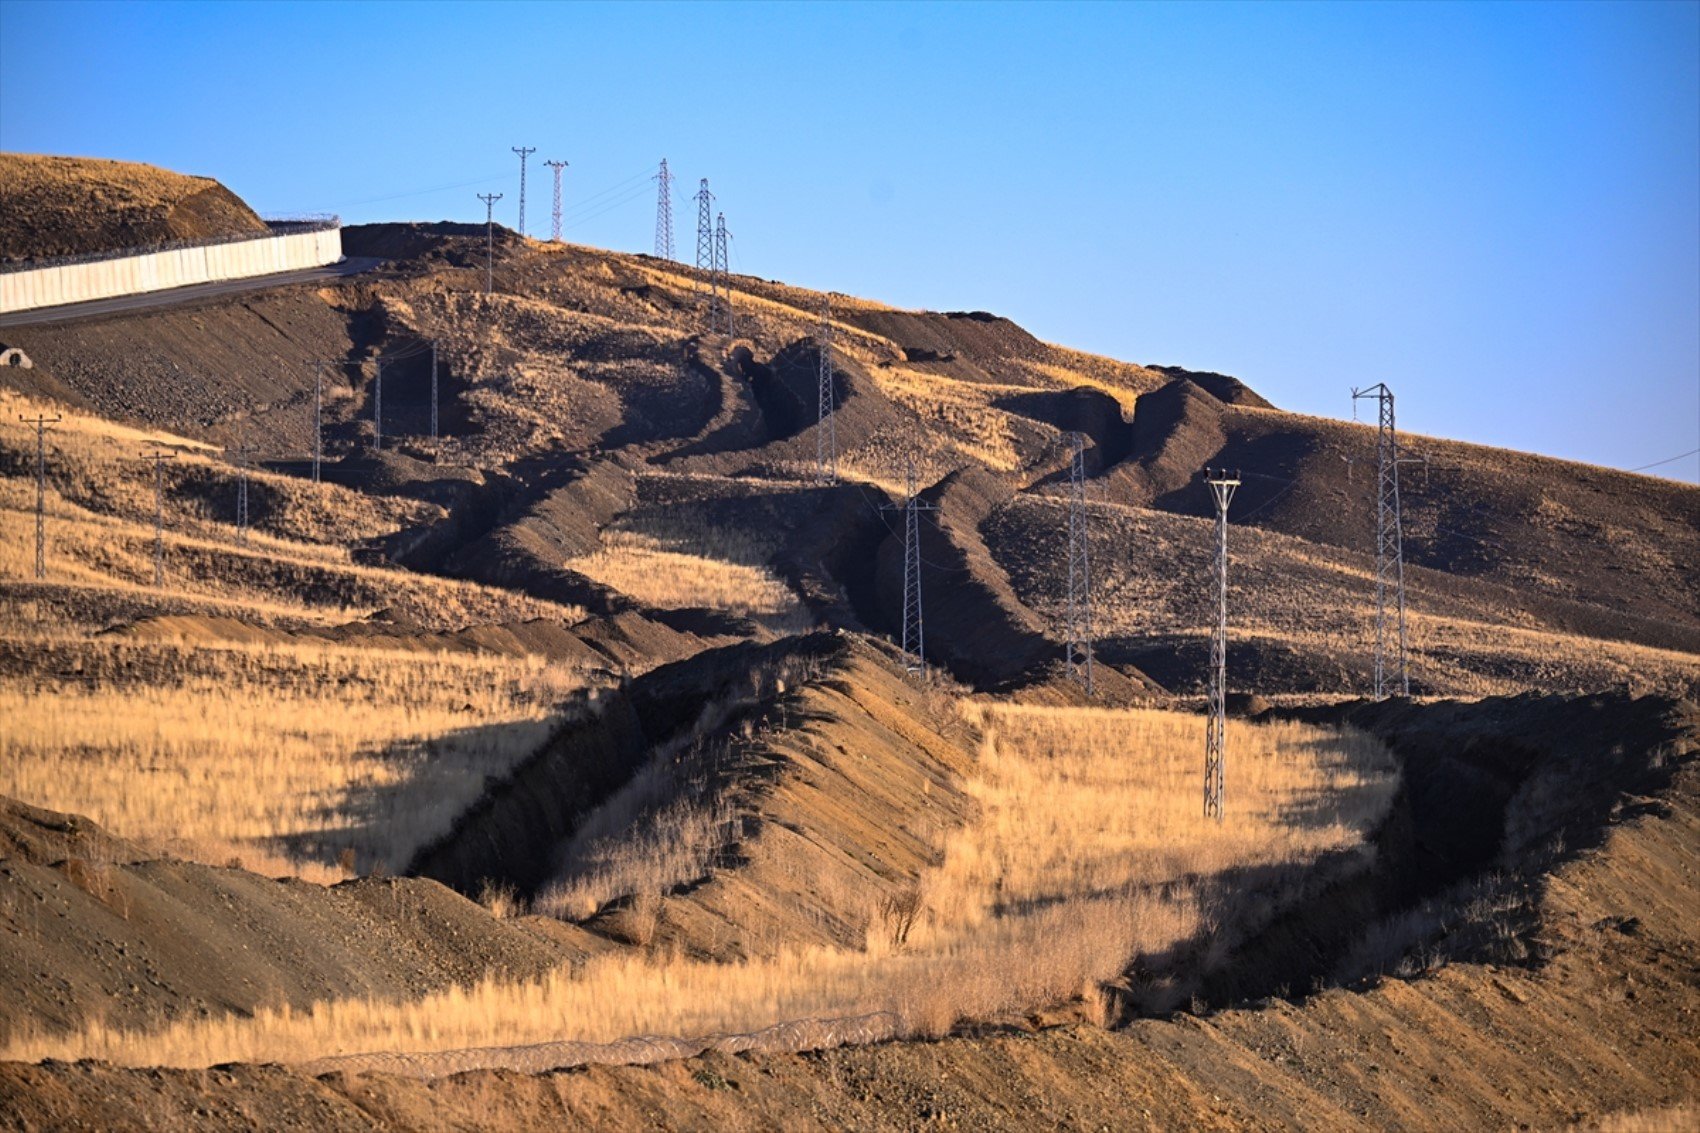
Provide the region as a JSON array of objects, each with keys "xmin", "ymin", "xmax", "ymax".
[
  {"xmin": 0, "ymin": 637, "xmax": 590, "ymax": 877},
  {"xmin": 0, "ymin": 700, "xmax": 1397, "ymax": 1067},
  {"xmin": 926, "ymin": 703, "xmax": 1395, "ymax": 941},
  {"xmin": 566, "ymin": 530, "xmax": 809, "ymax": 626},
  {"xmin": 0, "ymin": 391, "xmax": 583, "ymax": 630}
]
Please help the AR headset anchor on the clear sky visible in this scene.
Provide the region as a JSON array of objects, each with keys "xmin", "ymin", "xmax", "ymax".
[{"xmin": 2, "ymin": 0, "xmax": 1696, "ymax": 483}]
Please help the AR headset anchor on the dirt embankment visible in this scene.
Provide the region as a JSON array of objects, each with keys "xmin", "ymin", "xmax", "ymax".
[
  {"xmin": 6, "ymin": 694, "xmax": 1694, "ymax": 1130},
  {"xmin": 0, "ymin": 154, "xmax": 270, "ymax": 264},
  {"xmin": 0, "ymin": 796, "xmax": 605, "ymax": 1045},
  {"xmin": 406, "ymin": 632, "xmax": 979, "ymax": 964},
  {"xmin": 873, "ymin": 466, "xmax": 1058, "ymax": 687}
]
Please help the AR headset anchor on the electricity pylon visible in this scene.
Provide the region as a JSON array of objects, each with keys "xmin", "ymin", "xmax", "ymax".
[
  {"xmin": 654, "ymin": 159, "xmax": 675, "ymax": 260},
  {"xmin": 544, "ymin": 159, "xmax": 568, "ymax": 242},
  {"xmin": 373, "ymin": 359, "xmax": 383, "ymax": 451},
  {"xmin": 142, "ymin": 446, "xmax": 176, "ymax": 588},
  {"xmin": 1064, "ymin": 432, "xmax": 1095, "ymax": 694},
  {"xmin": 430, "ymin": 340, "xmax": 440, "ymax": 441},
  {"xmin": 477, "ymin": 192, "xmax": 503, "ymax": 293},
  {"xmin": 511, "ymin": 146, "xmax": 536, "ymax": 236},
  {"xmin": 694, "ymin": 179, "xmax": 717, "ymax": 323},
  {"xmin": 19, "ymin": 413, "xmax": 60, "ymax": 578},
  {"xmin": 884, "ymin": 457, "xmax": 936, "ymax": 676},
  {"xmin": 714, "ymin": 212, "xmax": 732, "ymax": 335},
  {"xmin": 1350, "ymin": 383, "xmax": 1423, "ymax": 698},
  {"xmin": 816, "ymin": 299, "xmax": 838, "ymax": 483},
  {"xmin": 1203, "ymin": 468, "xmax": 1240, "ymax": 820}
]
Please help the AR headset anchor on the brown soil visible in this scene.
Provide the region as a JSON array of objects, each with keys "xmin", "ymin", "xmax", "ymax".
[
  {"xmin": 0, "ymin": 155, "xmax": 268, "ymax": 264},
  {"xmin": 3, "ymin": 694, "xmax": 1693, "ymax": 1130},
  {"xmin": 0, "ymin": 794, "xmax": 605, "ymax": 1045}
]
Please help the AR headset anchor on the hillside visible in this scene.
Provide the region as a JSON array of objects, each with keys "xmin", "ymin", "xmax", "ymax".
[
  {"xmin": 0, "ymin": 154, "xmax": 269, "ymax": 264},
  {"xmin": 1, "ymin": 175, "xmax": 1697, "ymax": 1131},
  {"xmin": 1, "ymin": 220, "xmax": 1694, "ymax": 701}
]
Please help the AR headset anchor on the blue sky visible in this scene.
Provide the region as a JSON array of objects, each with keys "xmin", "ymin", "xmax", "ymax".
[{"xmin": 2, "ymin": 1, "xmax": 1696, "ymax": 482}]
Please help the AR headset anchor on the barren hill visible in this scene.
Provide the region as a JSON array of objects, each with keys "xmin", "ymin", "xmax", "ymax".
[
  {"xmin": 1, "ymin": 164, "xmax": 1697, "ymax": 1131},
  {"xmin": 2, "ymin": 219, "xmax": 1693, "ymax": 701},
  {"xmin": 0, "ymin": 154, "xmax": 269, "ymax": 264}
]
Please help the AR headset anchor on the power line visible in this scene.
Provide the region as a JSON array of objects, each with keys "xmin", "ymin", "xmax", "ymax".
[
  {"xmin": 1203, "ymin": 468, "xmax": 1240, "ymax": 821},
  {"xmin": 1626, "ymin": 447, "xmax": 1700, "ymax": 474},
  {"xmin": 18, "ymin": 413, "xmax": 59, "ymax": 579},
  {"xmin": 544, "ymin": 159, "xmax": 569, "ymax": 242},
  {"xmin": 511, "ymin": 146, "xmax": 536, "ymax": 237}
]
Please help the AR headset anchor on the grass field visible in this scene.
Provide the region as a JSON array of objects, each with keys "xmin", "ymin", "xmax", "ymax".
[
  {"xmin": 0, "ymin": 635, "xmax": 590, "ymax": 879},
  {"xmin": 0, "ymin": 700, "xmax": 1396, "ymax": 1066}
]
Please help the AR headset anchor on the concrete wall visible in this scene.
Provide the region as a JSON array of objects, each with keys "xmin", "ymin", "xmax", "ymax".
[{"xmin": 0, "ymin": 226, "xmax": 343, "ymax": 314}]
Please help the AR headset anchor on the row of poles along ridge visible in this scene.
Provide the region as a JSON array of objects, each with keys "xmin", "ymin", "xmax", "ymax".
[{"xmin": 12, "ymin": 143, "xmax": 1432, "ymax": 824}]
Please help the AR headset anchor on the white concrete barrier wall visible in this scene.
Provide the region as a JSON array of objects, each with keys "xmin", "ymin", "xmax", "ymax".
[{"xmin": 0, "ymin": 227, "xmax": 343, "ymax": 313}]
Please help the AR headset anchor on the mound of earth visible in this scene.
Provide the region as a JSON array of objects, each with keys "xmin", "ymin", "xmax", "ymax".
[
  {"xmin": 0, "ymin": 796, "xmax": 605, "ymax": 1044},
  {"xmin": 0, "ymin": 154, "xmax": 269, "ymax": 264},
  {"xmin": 5, "ymin": 692, "xmax": 1692, "ymax": 1129}
]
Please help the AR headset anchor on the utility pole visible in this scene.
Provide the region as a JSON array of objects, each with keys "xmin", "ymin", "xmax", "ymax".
[
  {"xmin": 477, "ymin": 192, "xmax": 503, "ymax": 293},
  {"xmin": 816, "ymin": 299, "xmax": 838, "ymax": 484},
  {"xmin": 694, "ymin": 179, "xmax": 716, "ymax": 324},
  {"xmin": 234, "ymin": 415, "xmax": 250, "ymax": 547},
  {"xmin": 430, "ymin": 339, "xmax": 440, "ymax": 441},
  {"xmin": 373, "ymin": 359, "xmax": 383, "ymax": 451},
  {"xmin": 714, "ymin": 212, "xmax": 732, "ymax": 336},
  {"xmin": 654, "ymin": 158, "xmax": 675, "ymax": 260},
  {"xmin": 544, "ymin": 159, "xmax": 568, "ymax": 242},
  {"xmin": 19, "ymin": 413, "xmax": 60, "ymax": 579},
  {"xmin": 884, "ymin": 456, "xmax": 937, "ymax": 677},
  {"xmin": 1350, "ymin": 383, "xmax": 1422, "ymax": 698},
  {"xmin": 1203, "ymin": 468, "xmax": 1239, "ymax": 821},
  {"xmin": 142, "ymin": 446, "xmax": 176, "ymax": 588},
  {"xmin": 306, "ymin": 359, "xmax": 325, "ymax": 483},
  {"xmin": 1064, "ymin": 432, "xmax": 1096, "ymax": 694},
  {"xmin": 512, "ymin": 146, "xmax": 536, "ymax": 237}
]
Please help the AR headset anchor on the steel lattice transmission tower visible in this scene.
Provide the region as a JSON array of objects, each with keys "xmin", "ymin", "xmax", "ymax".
[
  {"xmin": 373, "ymin": 359, "xmax": 384, "ymax": 451},
  {"xmin": 543, "ymin": 159, "xmax": 568, "ymax": 242},
  {"xmin": 713, "ymin": 212, "xmax": 732, "ymax": 335},
  {"xmin": 694, "ymin": 179, "xmax": 717, "ymax": 320},
  {"xmin": 885, "ymin": 457, "xmax": 937, "ymax": 676},
  {"xmin": 1203, "ymin": 468, "xmax": 1240, "ymax": 820},
  {"xmin": 816, "ymin": 299, "xmax": 838, "ymax": 483},
  {"xmin": 142, "ymin": 446, "xmax": 176, "ymax": 588},
  {"xmin": 511, "ymin": 146, "xmax": 536, "ymax": 237},
  {"xmin": 1350, "ymin": 383, "xmax": 1420, "ymax": 699},
  {"xmin": 1064, "ymin": 432, "xmax": 1096, "ymax": 694},
  {"xmin": 477, "ymin": 192, "xmax": 503, "ymax": 293},
  {"xmin": 654, "ymin": 159, "xmax": 675, "ymax": 260},
  {"xmin": 19, "ymin": 413, "xmax": 60, "ymax": 579}
]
